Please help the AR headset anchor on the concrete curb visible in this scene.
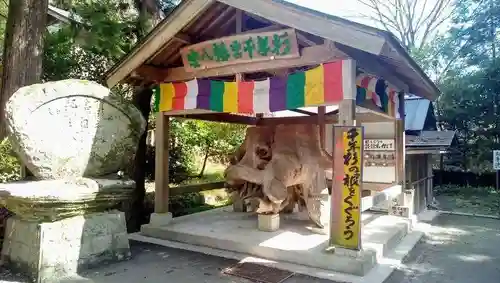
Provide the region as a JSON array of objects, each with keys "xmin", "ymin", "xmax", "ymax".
[{"xmin": 435, "ymin": 210, "xmax": 500, "ymax": 220}]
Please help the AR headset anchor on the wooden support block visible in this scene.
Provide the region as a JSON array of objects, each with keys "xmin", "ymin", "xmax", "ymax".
[
  {"xmin": 258, "ymin": 214, "xmax": 280, "ymax": 232},
  {"xmin": 231, "ymin": 191, "xmax": 247, "ymax": 212}
]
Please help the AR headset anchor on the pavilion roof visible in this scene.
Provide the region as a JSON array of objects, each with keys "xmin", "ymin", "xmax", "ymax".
[{"xmin": 104, "ymin": 0, "xmax": 439, "ymax": 101}]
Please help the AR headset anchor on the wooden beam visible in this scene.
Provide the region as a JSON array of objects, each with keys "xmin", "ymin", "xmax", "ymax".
[
  {"xmin": 203, "ymin": 6, "xmax": 236, "ymax": 36},
  {"xmin": 173, "ymin": 33, "xmax": 192, "ymax": 44},
  {"xmin": 155, "ymin": 113, "xmax": 170, "ymax": 213},
  {"xmin": 170, "ymin": 181, "xmax": 227, "ymax": 196},
  {"xmin": 290, "ymin": 108, "xmax": 317, "ymax": 116},
  {"xmin": 173, "ymin": 113, "xmax": 257, "ymax": 125},
  {"xmin": 237, "ymin": 24, "xmax": 282, "ymax": 35},
  {"xmin": 258, "ymin": 115, "xmax": 338, "ymax": 126},
  {"xmin": 357, "ymin": 101, "xmax": 395, "ymax": 120},
  {"xmin": 236, "ymin": 9, "xmax": 243, "ymax": 33},
  {"xmin": 325, "ymin": 109, "xmax": 339, "ymax": 116},
  {"xmin": 138, "ymin": 44, "xmax": 344, "ymax": 83},
  {"xmin": 296, "ymin": 32, "xmax": 317, "ymax": 46}
]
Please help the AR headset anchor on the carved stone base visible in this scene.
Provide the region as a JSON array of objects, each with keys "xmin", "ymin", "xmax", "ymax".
[
  {"xmin": 258, "ymin": 213, "xmax": 280, "ymax": 232},
  {"xmin": 1, "ymin": 211, "xmax": 130, "ymax": 283},
  {"xmin": 149, "ymin": 212, "xmax": 173, "ymax": 227}
]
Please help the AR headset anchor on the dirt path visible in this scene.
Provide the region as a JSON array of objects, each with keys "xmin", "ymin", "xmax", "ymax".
[{"xmin": 385, "ymin": 214, "xmax": 500, "ymax": 283}]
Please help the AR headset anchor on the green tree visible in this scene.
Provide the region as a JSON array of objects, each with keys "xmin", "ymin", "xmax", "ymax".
[
  {"xmin": 0, "ymin": 0, "xmax": 49, "ymax": 140},
  {"xmin": 434, "ymin": 0, "xmax": 500, "ymax": 172},
  {"xmin": 182, "ymin": 120, "xmax": 245, "ymax": 177}
]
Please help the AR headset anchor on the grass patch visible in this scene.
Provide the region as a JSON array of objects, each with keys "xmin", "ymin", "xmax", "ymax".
[{"xmin": 434, "ymin": 185, "xmax": 500, "ymax": 215}]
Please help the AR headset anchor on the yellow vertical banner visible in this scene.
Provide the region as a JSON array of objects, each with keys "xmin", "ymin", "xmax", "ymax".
[{"xmin": 330, "ymin": 126, "xmax": 363, "ymax": 250}]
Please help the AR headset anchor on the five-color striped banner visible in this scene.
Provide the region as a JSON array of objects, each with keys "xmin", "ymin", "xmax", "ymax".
[
  {"xmin": 153, "ymin": 61, "xmax": 403, "ymax": 118},
  {"xmin": 356, "ymin": 73, "xmax": 402, "ymax": 119}
]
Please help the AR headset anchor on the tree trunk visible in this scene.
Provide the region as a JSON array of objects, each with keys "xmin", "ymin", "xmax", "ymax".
[
  {"xmin": 198, "ymin": 145, "xmax": 210, "ymax": 177},
  {"xmin": 127, "ymin": 87, "xmax": 153, "ymax": 233},
  {"xmin": 0, "ymin": 0, "xmax": 48, "ymax": 140}
]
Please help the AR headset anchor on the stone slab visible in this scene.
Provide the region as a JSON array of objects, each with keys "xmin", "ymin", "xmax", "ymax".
[
  {"xmin": 140, "ymin": 207, "xmax": 411, "ymax": 276},
  {"xmin": 1, "ymin": 210, "xmax": 131, "ymax": 283},
  {"xmin": 0, "ymin": 179, "xmax": 134, "ymax": 222},
  {"xmin": 0, "ymin": 178, "xmax": 135, "ymax": 201}
]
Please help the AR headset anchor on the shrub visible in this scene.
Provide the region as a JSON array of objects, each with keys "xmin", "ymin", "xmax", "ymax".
[
  {"xmin": 144, "ymin": 143, "xmax": 195, "ymax": 184},
  {"xmin": 0, "ymin": 139, "xmax": 21, "ymax": 183},
  {"xmin": 434, "ymin": 184, "xmax": 496, "ymax": 196}
]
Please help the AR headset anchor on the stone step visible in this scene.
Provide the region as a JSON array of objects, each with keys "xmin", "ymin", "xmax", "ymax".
[{"xmin": 140, "ymin": 208, "xmax": 411, "ymax": 277}]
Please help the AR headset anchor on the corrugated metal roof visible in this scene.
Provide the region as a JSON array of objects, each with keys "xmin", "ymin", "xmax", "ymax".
[
  {"xmin": 405, "ymin": 97, "xmax": 430, "ymax": 131},
  {"xmin": 406, "ymin": 131, "xmax": 456, "ymax": 147}
]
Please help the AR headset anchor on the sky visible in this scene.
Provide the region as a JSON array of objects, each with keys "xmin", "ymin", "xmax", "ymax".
[
  {"xmin": 286, "ymin": 0, "xmax": 378, "ymax": 27},
  {"xmin": 286, "ymin": 0, "xmax": 453, "ymax": 43}
]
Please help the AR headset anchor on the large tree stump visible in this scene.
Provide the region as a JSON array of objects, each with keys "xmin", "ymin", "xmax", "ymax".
[{"xmin": 225, "ymin": 124, "xmax": 332, "ymax": 228}]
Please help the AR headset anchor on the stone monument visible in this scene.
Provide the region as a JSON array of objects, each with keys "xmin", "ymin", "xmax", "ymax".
[{"xmin": 0, "ymin": 79, "xmax": 146, "ymax": 282}]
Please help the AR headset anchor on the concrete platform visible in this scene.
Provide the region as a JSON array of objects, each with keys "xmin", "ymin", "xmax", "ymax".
[{"xmin": 140, "ymin": 207, "xmax": 412, "ymax": 277}]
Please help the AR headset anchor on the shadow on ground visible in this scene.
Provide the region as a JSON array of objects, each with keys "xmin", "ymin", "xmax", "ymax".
[
  {"xmin": 76, "ymin": 241, "xmax": 335, "ymax": 283},
  {"xmin": 385, "ymin": 214, "xmax": 500, "ymax": 283}
]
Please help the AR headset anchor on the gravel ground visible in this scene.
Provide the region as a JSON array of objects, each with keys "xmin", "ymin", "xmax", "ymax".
[
  {"xmin": 385, "ymin": 214, "xmax": 500, "ymax": 283},
  {"xmin": 0, "ymin": 241, "xmax": 337, "ymax": 283}
]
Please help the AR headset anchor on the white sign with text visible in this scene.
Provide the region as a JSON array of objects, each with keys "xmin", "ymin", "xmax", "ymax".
[
  {"xmin": 493, "ymin": 150, "xmax": 500, "ymax": 170},
  {"xmin": 364, "ymin": 139, "xmax": 395, "ymax": 151}
]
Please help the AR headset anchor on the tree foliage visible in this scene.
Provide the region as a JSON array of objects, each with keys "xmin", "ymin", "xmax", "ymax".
[
  {"xmin": 433, "ymin": 0, "xmax": 500, "ymax": 172},
  {"xmin": 357, "ymin": 0, "xmax": 454, "ymax": 50},
  {"xmin": 361, "ymin": 0, "xmax": 500, "ymax": 173}
]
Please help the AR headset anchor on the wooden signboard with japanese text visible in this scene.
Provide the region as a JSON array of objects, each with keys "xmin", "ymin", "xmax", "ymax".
[
  {"xmin": 180, "ymin": 28, "xmax": 300, "ymax": 72},
  {"xmin": 330, "ymin": 126, "xmax": 363, "ymax": 250}
]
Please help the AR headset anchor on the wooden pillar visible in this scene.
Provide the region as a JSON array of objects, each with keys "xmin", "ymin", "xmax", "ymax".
[
  {"xmin": 427, "ymin": 154, "xmax": 434, "ymax": 206},
  {"xmin": 439, "ymin": 154, "xmax": 444, "ymax": 185},
  {"xmin": 395, "ymin": 91, "xmax": 406, "ymax": 200},
  {"xmin": 329, "ymin": 59, "xmax": 360, "ymax": 250},
  {"xmin": 154, "ymin": 112, "xmax": 170, "ymax": 213},
  {"xmin": 318, "ymin": 106, "xmax": 326, "ymax": 149}
]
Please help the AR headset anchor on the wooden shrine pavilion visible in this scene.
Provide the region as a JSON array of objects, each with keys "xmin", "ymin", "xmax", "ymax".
[{"xmin": 104, "ymin": 0, "xmax": 443, "ymax": 280}]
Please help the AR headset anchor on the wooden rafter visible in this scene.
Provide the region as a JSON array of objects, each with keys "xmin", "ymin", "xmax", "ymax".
[
  {"xmin": 290, "ymin": 109, "xmax": 317, "ymax": 116},
  {"xmin": 172, "ymin": 33, "xmax": 192, "ymax": 44},
  {"xmin": 171, "ymin": 113, "xmax": 258, "ymax": 125}
]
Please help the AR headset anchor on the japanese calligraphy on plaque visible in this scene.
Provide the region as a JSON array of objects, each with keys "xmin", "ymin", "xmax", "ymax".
[
  {"xmin": 364, "ymin": 139, "xmax": 395, "ymax": 151},
  {"xmin": 331, "ymin": 126, "xmax": 363, "ymax": 250},
  {"xmin": 180, "ymin": 28, "xmax": 300, "ymax": 72}
]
